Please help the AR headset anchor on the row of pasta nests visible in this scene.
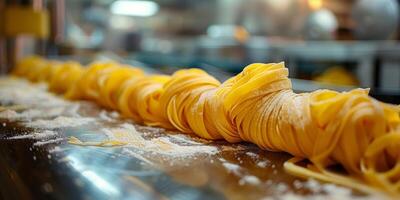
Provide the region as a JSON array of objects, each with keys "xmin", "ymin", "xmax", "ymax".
[{"xmin": 12, "ymin": 56, "xmax": 400, "ymax": 198}]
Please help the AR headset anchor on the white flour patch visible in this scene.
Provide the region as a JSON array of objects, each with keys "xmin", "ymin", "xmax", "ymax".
[
  {"xmin": 0, "ymin": 78, "xmax": 68, "ymax": 108},
  {"xmin": 220, "ymin": 159, "xmax": 263, "ymax": 186},
  {"xmin": 0, "ymin": 109, "xmax": 42, "ymax": 120},
  {"xmin": 49, "ymin": 146, "xmax": 65, "ymax": 153},
  {"xmin": 302, "ymin": 179, "xmax": 353, "ymax": 196},
  {"xmin": 99, "ymin": 110, "xmax": 114, "ymax": 121},
  {"xmin": 100, "ymin": 123, "xmax": 219, "ymax": 158},
  {"xmin": 8, "ymin": 130, "xmax": 58, "ymax": 140},
  {"xmin": 257, "ymin": 160, "xmax": 269, "ymax": 168},
  {"xmin": 33, "ymin": 138, "xmax": 65, "ymax": 146},
  {"xmin": 24, "ymin": 116, "xmax": 95, "ymax": 129},
  {"xmin": 121, "ymin": 148, "xmax": 154, "ymax": 166},
  {"xmin": 0, "ymin": 106, "xmax": 81, "ymax": 121},
  {"xmin": 239, "ymin": 175, "xmax": 261, "ymax": 185},
  {"xmin": 275, "ymin": 183, "xmax": 288, "ymax": 193},
  {"xmin": 149, "ymin": 136, "xmax": 218, "ymax": 157},
  {"xmin": 168, "ymin": 134, "xmax": 210, "ymax": 145},
  {"xmin": 62, "ymin": 104, "xmax": 81, "ymax": 117},
  {"xmin": 0, "ymin": 78, "xmax": 81, "ymax": 121},
  {"xmin": 262, "ymin": 192, "xmax": 380, "ymax": 200},
  {"xmin": 261, "ymin": 179, "xmax": 381, "ymax": 200},
  {"xmin": 222, "ymin": 162, "xmax": 241, "ymax": 176},
  {"xmin": 109, "ymin": 111, "xmax": 119, "ymax": 118},
  {"xmin": 245, "ymin": 152, "xmax": 258, "ymax": 159}
]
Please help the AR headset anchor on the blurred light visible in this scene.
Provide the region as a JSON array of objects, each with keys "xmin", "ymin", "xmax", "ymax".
[
  {"xmin": 308, "ymin": 0, "xmax": 323, "ymax": 10},
  {"xmin": 305, "ymin": 9, "xmax": 338, "ymax": 40},
  {"xmin": 110, "ymin": 0, "xmax": 159, "ymax": 17},
  {"xmin": 234, "ymin": 26, "xmax": 249, "ymax": 43},
  {"xmin": 82, "ymin": 171, "xmax": 119, "ymax": 195},
  {"xmin": 110, "ymin": 15, "xmax": 136, "ymax": 30},
  {"xmin": 68, "ymin": 156, "xmax": 119, "ymax": 196},
  {"xmin": 267, "ymin": 0, "xmax": 292, "ymax": 12},
  {"xmin": 207, "ymin": 25, "xmax": 249, "ymax": 43}
]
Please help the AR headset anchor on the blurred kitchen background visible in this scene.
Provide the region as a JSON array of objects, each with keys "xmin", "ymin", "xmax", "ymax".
[{"xmin": 1, "ymin": 0, "xmax": 400, "ymax": 103}]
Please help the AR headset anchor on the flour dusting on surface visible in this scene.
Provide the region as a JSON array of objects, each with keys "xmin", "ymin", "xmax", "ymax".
[
  {"xmin": 222, "ymin": 162, "xmax": 241, "ymax": 175},
  {"xmin": 24, "ymin": 116, "xmax": 95, "ymax": 129},
  {"xmin": 8, "ymin": 130, "xmax": 58, "ymax": 140},
  {"xmin": 257, "ymin": 160, "xmax": 269, "ymax": 168},
  {"xmin": 99, "ymin": 110, "xmax": 114, "ymax": 121},
  {"xmin": 261, "ymin": 178, "xmax": 381, "ymax": 200},
  {"xmin": 121, "ymin": 148, "xmax": 154, "ymax": 166},
  {"xmin": 100, "ymin": 124, "xmax": 219, "ymax": 157},
  {"xmin": 239, "ymin": 175, "xmax": 261, "ymax": 185},
  {"xmin": 33, "ymin": 138, "xmax": 65, "ymax": 146},
  {"xmin": 49, "ymin": 146, "xmax": 64, "ymax": 153},
  {"xmin": 0, "ymin": 78, "xmax": 68, "ymax": 108}
]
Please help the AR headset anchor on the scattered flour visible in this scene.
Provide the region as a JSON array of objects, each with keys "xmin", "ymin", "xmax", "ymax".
[
  {"xmin": 321, "ymin": 184, "xmax": 352, "ymax": 196},
  {"xmin": 261, "ymin": 179, "xmax": 380, "ymax": 200},
  {"xmin": 0, "ymin": 78, "xmax": 81, "ymax": 122},
  {"xmin": 293, "ymin": 180, "xmax": 303, "ymax": 189},
  {"xmin": 222, "ymin": 162, "xmax": 241, "ymax": 176},
  {"xmin": 62, "ymin": 104, "xmax": 81, "ymax": 117},
  {"xmin": 0, "ymin": 106, "xmax": 78, "ymax": 121},
  {"xmin": 33, "ymin": 138, "xmax": 65, "ymax": 146},
  {"xmin": 245, "ymin": 152, "xmax": 259, "ymax": 159},
  {"xmin": 121, "ymin": 148, "xmax": 154, "ymax": 166},
  {"xmin": 109, "ymin": 111, "xmax": 119, "ymax": 118},
  {"xmin": 0, "ymin": 109, "xmax": 42, "ymax": 120},
  {"xmin": 119, "ymin": 124, "xmax": 218, "ymax": 157},
  {"xmin": 24, "ymin": 116, "xmax": 95, "ymax": 129},
  {"xmin": 302, "ymin": 179, "xmax": 352, "ymax": 196},
  {"xmin": 304, "ymin": 179, "xmax": 322, "ymax": 193},
  {"xmin": 262, "ymin": 192, "xmax": 380, "ymax": 200},
  {"xmin": 239, "ymin": 175, "xmax": 261, "ymax": 185},
  {"xmin": 49, "ymin": 146, "xmax": 64, "ymax": 153},
  {"xmin": 99, "ymin": 110, "xmax": 114, "ymax": 121},
  {"xmin": 275, "ymin": 183, "xmax": 288, "ymax": 193},
  {"xmin": 74, "ymin": 123, "xmax": 219, "ymax": 159},
  {"xmin": 168, "ymin": 133, "xmax": 211, "ymax": 145},
  {"xmin": 149, "ymin": 136, "xmax": 218, "ymax": 157},
  {"xmin": 257, "ymin": 160, "xmax": 270, "ymax": 168},
  {"xmin": 0, "ymin": 79, "xmax": 68, "ymax": 108},
  {"xmin": 168, "ymin": 134, "xmax": 206, "ymax": 145},
  {"xmin": 8, "ymin": 130, "xmax": 58, "ymax": 140}
]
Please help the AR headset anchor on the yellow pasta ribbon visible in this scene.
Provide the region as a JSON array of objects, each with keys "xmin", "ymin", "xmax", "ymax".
[{"xmin": 49, "ymin": 61, "xmax": 84, "ymax": 94}]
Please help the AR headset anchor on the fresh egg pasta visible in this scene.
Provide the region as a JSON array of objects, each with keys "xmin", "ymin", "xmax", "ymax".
[{"xmin": 14, "ymin": 56, "xmax": 400, "ymax": 197}]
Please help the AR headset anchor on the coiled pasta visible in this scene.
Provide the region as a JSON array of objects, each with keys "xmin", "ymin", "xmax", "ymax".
[{"xmin": 13, "ymin": 56, "xmax": 400, "ymax": 197}]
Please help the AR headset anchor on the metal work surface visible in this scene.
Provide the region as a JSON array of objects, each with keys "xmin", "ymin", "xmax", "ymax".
[{"xmin": 0, "ymin": 77, "xmax": 373, "ymax": 200}]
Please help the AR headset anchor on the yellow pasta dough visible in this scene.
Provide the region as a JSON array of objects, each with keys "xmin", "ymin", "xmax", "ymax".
[{"xmin": 13, "ymin": 56, "xmax": 400, "ymax": 197}]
